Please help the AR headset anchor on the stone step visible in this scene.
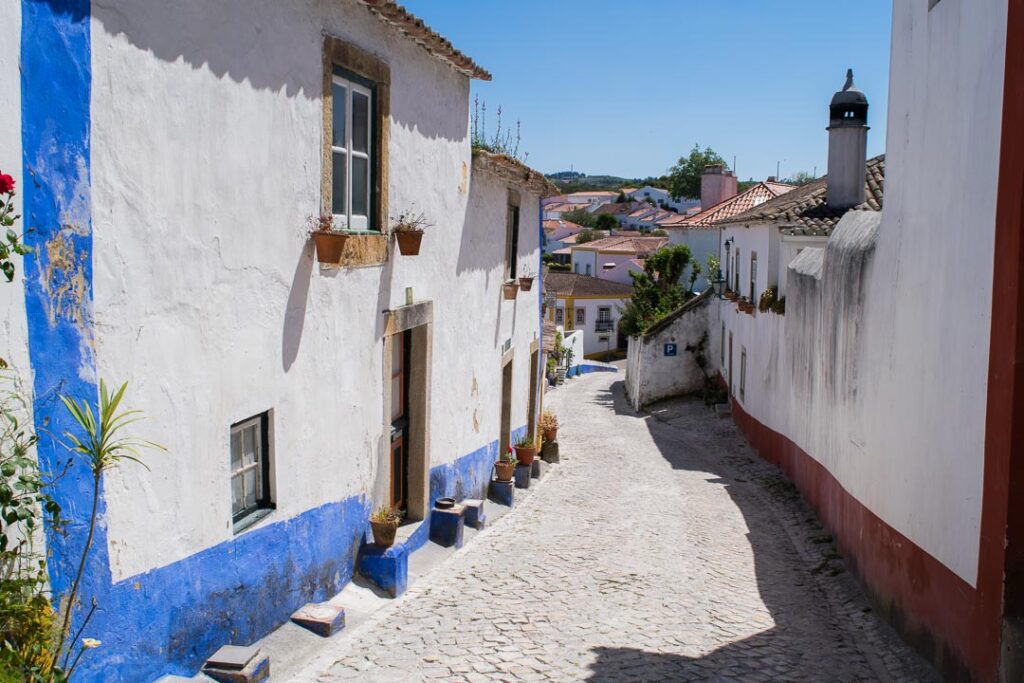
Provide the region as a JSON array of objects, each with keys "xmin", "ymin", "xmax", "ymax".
[
  {"xmin": 290, "ymin": 602, "xmax": 346, "ymax": 638},
  {"xmin": 202, "ymin": 645, "xmax": 270, "ymax": 683}
]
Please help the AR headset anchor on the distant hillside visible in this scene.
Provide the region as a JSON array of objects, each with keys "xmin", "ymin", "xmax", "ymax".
[{"xmin": 546, "ymin": 172, "xmax": 670, "ymax": 194}]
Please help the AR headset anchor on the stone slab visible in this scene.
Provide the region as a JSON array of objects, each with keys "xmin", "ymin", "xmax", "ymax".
[
  {"xmin": 205, "ymin": 645, "xmax": 258, "ymax": 670},
  {"xmin": 203, "ymin": 648, "xmax": 269, "ymax": 683},
  {"xmin": 531, "ymin": 459, "xmax": 546, "ymax": 479},
  {"xmin": 290, "ymin": 602, "xmax": 346, "ymax": 637}
]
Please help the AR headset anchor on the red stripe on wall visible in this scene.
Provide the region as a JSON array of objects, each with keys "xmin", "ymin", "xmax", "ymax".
[{"xmin": 729, "ymin": 398, "xmax": 986, "ymax": 681}]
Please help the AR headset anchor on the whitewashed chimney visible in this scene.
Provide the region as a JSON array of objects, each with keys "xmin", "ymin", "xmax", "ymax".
[{"xmin": 826, "ymin": 69, "xmax": 869, "ymax": 208}]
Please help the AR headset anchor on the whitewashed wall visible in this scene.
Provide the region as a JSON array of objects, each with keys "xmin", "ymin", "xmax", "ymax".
[
  {"xmin": 553, "ymin": 295, "xmax": 626, "ymax": 357},
  {"xmin": 721, "ymin": 0, "xmax": 1007, "ymax": 586},
  {"xmin": 89, "ymin": 0, "xmax": 539, "ymax": 581}
]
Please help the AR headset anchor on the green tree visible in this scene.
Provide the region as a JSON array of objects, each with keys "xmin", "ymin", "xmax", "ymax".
[
  {"xmin": 787, "ymin": 170, "xmax": 816, "ymax": 186},
  {"xmin": 615, "ymin": 190, "xmax": 627, "ymax": 203},
  {"xmin": 594, "ymin": 214, "xmax": 619, "ymax": 231},
  {"xmin": 575, "ymin": 228, "xmax": 596, "ymax": 244},
  {"xmin": 560, "ymin": 208, "xmax": 596, "ymax": 228},
  {"xmin": 668, "ymin": 145, "xmax": 726, "ymax": 201},
  {"xmin": 618, "ymin": 245, "xmax": 694, "ymax": 336}
]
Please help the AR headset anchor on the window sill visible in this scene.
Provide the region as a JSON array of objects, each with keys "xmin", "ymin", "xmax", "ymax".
[{"xmin": 232, "ymin": 507, "xmax": 275, "ymax": 535}]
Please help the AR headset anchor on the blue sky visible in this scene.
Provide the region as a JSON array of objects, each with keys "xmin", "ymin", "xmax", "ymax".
[{"xmin": 402, "ymin": 0, "xmax": 892, "ymax": 182}]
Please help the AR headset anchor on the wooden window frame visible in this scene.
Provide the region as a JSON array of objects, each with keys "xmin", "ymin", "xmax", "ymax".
[
  {"xmin": 230, "ymin": 411, "xmax": 274, "ymax": 532},
  {"xmin": 576, "ymin": 307, "xmax": 586, "ymax": 326},
  {"xmin": 322, "ymin": 35, "xmax": 390, "ymax": 235},
  {"xmin": 505, "ymin": 191, "xmax": 521, "ymax": 281}
]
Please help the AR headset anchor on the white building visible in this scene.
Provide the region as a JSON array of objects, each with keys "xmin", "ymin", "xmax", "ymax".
[
  {"xmin": 628, "ymin": 184, "xmax": 700, "ymax": 213},
  {"xmin": 7, "ymin": 2, "xmax": 552, "ymax": 679},
  {"xmin": 704, "ymin": 3, "xmax": 1024, "ymax": 678},
  {"xmin": 570, "ymin": 235, "xmax": 668, "ymax": 284},
  {"xmin": 544, "ymin": 270, "xmax": 632, "ymax": 358}
]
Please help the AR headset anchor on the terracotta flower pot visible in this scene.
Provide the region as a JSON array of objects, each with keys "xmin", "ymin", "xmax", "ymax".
[
  {"xmin": 518, "ymin": 276, "xmax": 534, "ymax": 292},
  {"xmin": 494, "ymin": 460, "xmax": 515, "ymax": 482},
  {"xmin": 370, "ymin": 520, "xmax": 399, "ymax": 548},
  {"xmin": 503, "ymin": 282, "xmax": 520, "ymax": 300},
  {"xmin": 395, "ymin": 230, "xmax": 423, "ymax": 256},
  {"xmin": 312, "ymin": 231, "xmax": 349, "ymax": 265},
  {"xmin": 543, "ymin": 428, "xmax": 557, "ymax": 443},
  {"xmin": 514, "ymin": 445, "xmax": 537, "ymax": 466}
]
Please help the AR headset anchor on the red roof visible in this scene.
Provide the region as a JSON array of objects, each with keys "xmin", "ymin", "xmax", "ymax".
[
  {"xmin": 542, "ymin": 219, "xmax": 582, "ymax": 236},
  {"xmin": 658, "ymin": 180, "xmax": 796, "ymax": 230},
  {"xmin": 573, "ymin": 235, "xmax": 668, "ymax": 255}
]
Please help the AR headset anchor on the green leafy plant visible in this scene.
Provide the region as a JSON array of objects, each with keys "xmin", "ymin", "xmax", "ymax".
[
  {"xmin": 0, "ymin": 171, "xmax": 33, "ymax": 283},
  {"xmin": 706, "ymin": 254, "xmax": 721, "ymax": 284},
  {"xmin": 56, "ymin": 381, "xmax": 164, "ymax": 678},
  {"xmin": 514, "ymin": 434, "xmax": 537, "ymax": 449},
  {"xmin": 758, "ymin": 286, "xmax": 778, "ymax": 313},
  {"xmin": 618, "ymin": 244, "xmax": 695, "ymax": 336},
  {"xmin": 771, "ymin": 296, "xmax": 787, "ymax": 315}
]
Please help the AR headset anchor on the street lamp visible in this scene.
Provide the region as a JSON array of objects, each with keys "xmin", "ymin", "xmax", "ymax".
[{"xmin": 712, "ymin": 276, "xmax": 724, "ymax": 298}]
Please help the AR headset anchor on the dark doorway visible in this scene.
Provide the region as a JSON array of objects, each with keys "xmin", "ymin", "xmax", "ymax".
[
  {"xmin": 389, "ymin": 330, "xmax": 411, "ymax": 511},
  {"xmin": 527, "ymin": 350, "xmax": 539, "ymax": 440},
  {"xmin": 499, "ymin": 358, "xmax": 513, "ymax": 456}
]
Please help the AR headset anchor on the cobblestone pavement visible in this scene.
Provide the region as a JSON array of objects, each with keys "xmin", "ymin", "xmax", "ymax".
[{"xmin": 299, "ymin": 371, "xmax": 938, "ymax": 682}]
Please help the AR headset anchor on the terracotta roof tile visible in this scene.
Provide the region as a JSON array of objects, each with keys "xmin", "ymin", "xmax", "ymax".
[
  {"xmin": 542, "ymin": 219, "xmax": 582, "ymax": 235},
  {"xmin": 543, "ymin": 270, "xmax": 633, "ymax": 298},
  {"xmin": 358, "ymin": 1, "xmax": 491, "ymax": 80},
  {"xmin": 659, "ymin": 180, "xmax": 796, "ymax": 230},
  {"xmin": 574, "ymin": 235, "xmax": 668, "ymax": 255},
  {"xmin": 717, "ymin": 155, "xmax": 885, "ymax": 236}
]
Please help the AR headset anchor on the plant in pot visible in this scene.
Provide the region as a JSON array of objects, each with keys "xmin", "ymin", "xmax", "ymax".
[
  {"xmin": 369, "ymin": 504, "xmax": 403, "ymax": 548},
  {"xmin": 539, "ymin": 410, "xmax": 559, "ymax": 443},
  {"xmin": 309, "ymin": 213, "xmax": 348, "ymax": 265},
  {"xmin": 392, "ymin": 208, "xmax": 432, "ymax": 256},
  {"xmin": 494, "ymin": 447, "xmax": 516, "ymax": 482},
  {"xmin": 518, "ymin": 268, "xmax": 535, "ymax": 292},
  {"xmin": 502, "ymin": 280, "xmax": 520, "ymax": 300},
  {"xmin": 513, "ymin": 434, "xmax": 538, "ymax": 466}
]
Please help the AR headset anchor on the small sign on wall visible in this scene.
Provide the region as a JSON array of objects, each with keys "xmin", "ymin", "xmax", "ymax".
[{"xmin": 664, "ymin": 343, "xmax": 678, "ymax": 357}]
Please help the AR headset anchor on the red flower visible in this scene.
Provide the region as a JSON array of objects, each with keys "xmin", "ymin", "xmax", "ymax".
[{"xmin": 0, "ymin": 173, "xmax": 14, "ymax": 195}]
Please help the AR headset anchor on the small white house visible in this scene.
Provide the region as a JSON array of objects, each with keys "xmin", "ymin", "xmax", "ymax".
[{"xmin": 544, "ymin": 270, "xmax": 632, "ymax": 358}]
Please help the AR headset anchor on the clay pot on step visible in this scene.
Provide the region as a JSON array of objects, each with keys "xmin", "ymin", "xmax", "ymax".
[{"xmin": 494, "ymin": 460, "xmax": 515, "ymax": 482}]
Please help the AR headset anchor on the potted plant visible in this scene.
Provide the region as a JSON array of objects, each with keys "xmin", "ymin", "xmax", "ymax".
[
  {"xmin": 369, "ymin": 504, "xmax": 402, "ymax": 548},
  {"xmin": 539, "ymin": 410, "xmax": 559, "ymax": 443},
  {"xmin": 513, "ymin": 434, "xmax": 538, "ymax": 466},
  {"xmin": 392, "ymin": 208, "xmax": 432, "ymax": 256},
  {"xmin": 309, "ymin": 214, "xmax": 349, "ymax": 265},
  {"xmin": 502, "ymin": 281, "xmax": 520, "ymax": 300},
  {"xmin": 494, "ymin": 447, "xmax": 516, "ymax": 482},
  {"xmin": 518, "ymin": 268, "xmax": 535, "ymax": 292}
]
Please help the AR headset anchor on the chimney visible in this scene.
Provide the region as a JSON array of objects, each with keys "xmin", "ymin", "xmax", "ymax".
[
  {"xmin": 826, "ymin": 69, "xmax": 869, "ymax": 208},
  {"xmin": 701, "ymin": 163, "xmax": 738, "ymax": 209}
]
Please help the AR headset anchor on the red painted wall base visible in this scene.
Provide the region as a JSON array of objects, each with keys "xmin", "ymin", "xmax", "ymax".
[{"xmin": 729, "ymin": 397, "xmax": 996, "ymax": 682}]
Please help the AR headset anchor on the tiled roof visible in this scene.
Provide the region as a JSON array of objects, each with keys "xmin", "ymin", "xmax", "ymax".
[
  {"xmin": 542, "ymin": 219, "xmax": 582, "ymax": 236},
  {"xmin": 559, "ymin": 230, "xmax": 607, "ymax": 246},
  {"xmin": 567, "ymin": 191, "xmax": 618, "ymax": 200},
  {"xmin": 574, "ymin": 235, "xmax": 668, "ymax": 255},
  {"xmin": 717, "ymin": 155, "xmax": 885, "ymax": 236},
  {"xmin": 658, "ymin": 180, "xmax": 796, "ymax": 230},
  {"xmin": 593, "ymin": 203, "xmax": 636, "ymax": 216},
  {"xmin": 543, "ymin": 270, "xmax": 633, "ymax": 298},
  {"xmin": 545, "ymin": 202, "xmax": 591, "ymax": 213},
  {"xmin": 358, "ymin": 1, "xmax": 491, "ymax": 80},
  {"xmin": 472, "ymin": 150, "xmax": 560, "ymax": 198}
]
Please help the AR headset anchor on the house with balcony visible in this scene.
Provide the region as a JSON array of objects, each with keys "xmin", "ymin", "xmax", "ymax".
[
  {"xmin": 543, "ymin": 270, "xmax": 633, "ymax": 358},
  {"xmin": 570, "ymin": 235, "xmax": 667, "ymax": 283},
  {"xmin": 6, "ymin": 1, "xmax": 554, "ymax": 679}
]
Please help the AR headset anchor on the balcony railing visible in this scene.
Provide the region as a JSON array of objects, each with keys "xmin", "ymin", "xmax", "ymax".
[{"xmin": 595, "ymin": 320, "xmax": 615, "ymax": 332}]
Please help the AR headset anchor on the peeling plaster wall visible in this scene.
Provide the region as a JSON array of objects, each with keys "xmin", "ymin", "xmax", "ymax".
[{"xmin": 720, "ymin": 0, "xmax": 1006, "ymax": 587}]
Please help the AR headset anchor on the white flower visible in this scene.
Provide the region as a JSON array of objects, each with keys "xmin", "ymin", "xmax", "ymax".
[{"xmin": 82, "ymin": 638, "xmax": 101, "ymax": 649}]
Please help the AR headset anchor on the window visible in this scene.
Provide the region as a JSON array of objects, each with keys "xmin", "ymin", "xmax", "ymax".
[
  {"xmin": 504, "ymin": 191, "xmax": 521, "ymax": 281},
  {"xmin": 555, "ymin": 307, "xmax": 564, "ymax": 325},
  {"xmin": 740, "ymin": 348, "xmax": 747, "ymax": 401},
  {"xmin": 596, "ymin": 307, "xmax": 614, "ymax": 332},
  {"xmin": 585, "ymin": 263, "xmax": 592, "ymax": 276},
  {"xmin": 734, "ymin": 248, "xmax": 741, "ymax": 292},
  {"xmin": 574, "ymin": 263, "xmax": 580, "ymax": 274},
  {"xmin": 576, "ymin": 307, "xmax": 586, "ymax": 326},
  {"xmin": 330, "ymin": 68, "xmax": 375, "ymax": 230},
  {"xmin": 230, "ymin": 412, "xmax": 273, "ymax": 531},
  {"xmin": 749, "ymin": 252, "xmax": 758, "ymax": 302},
  {"xmin": 323, "ymin": 35, "xmax": 390, "ymax": 240}
]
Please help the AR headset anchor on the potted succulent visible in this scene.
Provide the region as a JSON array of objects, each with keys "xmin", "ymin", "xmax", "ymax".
[
  {"xmin": 369, "ymin": 504, "xmax": 402, "ymax": 548},
  {"xmin": 513, "ymin": 434, "xmax": 538, "ymax": 466},
  {"xmin": 309, "ymin": 214, "xmax": 349, "ymax": 265},
  {"xmin": 502, "ymin": 281, "xmax": 520, "ymax": 300},
  {"xmin": 539, "ymin": 410, "xmax": 559, "ymax": 443},
  {"xmin": 494, "ymin": 447, "xmax": 516, "ymax": 482},
  {"xmin": 392, "ymin": 208, "xmax": 432, "ymax": 256},
  {"xmin": 518, "ymin": 268, "xmax": 535, "ymax": 292}
]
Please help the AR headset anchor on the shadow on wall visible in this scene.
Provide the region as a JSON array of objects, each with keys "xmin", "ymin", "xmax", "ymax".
[
  {"xmin": 90, "ymin": 0, "xmax": 469, "ymax": 143},
  {"xmin": 582, "ymin": 380, "xmax": 938, "ymax": 683}
]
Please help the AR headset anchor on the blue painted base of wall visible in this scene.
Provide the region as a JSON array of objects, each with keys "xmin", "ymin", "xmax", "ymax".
[
  {"xmin": 358, "ymin": 542, "xmax": 409, "ymax": 598},
  {"xmin": 428, "ymin": 507, "xmax": 465, "ymax": 548},
  {"xmin": 566, "ymin": 363, "xmax": 618, "ymax": 378}
]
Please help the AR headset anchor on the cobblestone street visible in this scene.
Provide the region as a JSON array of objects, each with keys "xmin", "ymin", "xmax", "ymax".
[{"xmin": 298, "ymin": 371, "xmax": 937, "ymax": 682}]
